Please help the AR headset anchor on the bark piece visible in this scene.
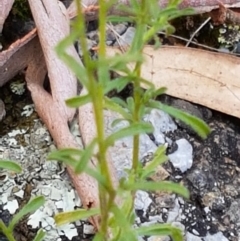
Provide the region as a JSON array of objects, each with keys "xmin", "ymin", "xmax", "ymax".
[
  {"xmin": 0, "ymin": 29, "xmax": 38, "ymax": 87},
  {"xmin": 67, "ymin": 0, "xmax": 240, "ymax": 19},
  {"xmin": 106, "ymin": 45, "xmax": 240, "ymax": 118},
  {"xmin": 0, "ymin": 0, "xmax": 14, "ymax": 33},
  {"xmin": 211, "ymin": 1, "xmax": 240, "ymax": 24},
  {"xmin": 27, "ymin": 0, "xmax": 100, "ymax": 227}
]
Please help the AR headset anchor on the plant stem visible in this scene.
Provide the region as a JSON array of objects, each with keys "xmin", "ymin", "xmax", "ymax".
[
  {"xmin": 94, "ymin": 0, "xmax": 116, "ymax": 238},
  {"xmin": 132, "ymin": 0, "xmax": 146, "ymax": 171},
  {"xmin": 0, "ymin": 221, "xmax": 16, "ymax": 241}
]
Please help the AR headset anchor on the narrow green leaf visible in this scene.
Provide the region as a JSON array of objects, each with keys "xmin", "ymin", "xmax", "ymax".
[
  {"xmin": 126, "ymin": 97, "xmax": 135, "ymax": 114},
  {"xmin": 0, "ymin": 220, "xmax": 15, "ymax": 241},
  {"xmin": 108, "ymin": 53, "xmax": 143, "ymax": 73},
  {"xmin": 9, "ymin": 196, "xmax": 45, "ymax": 231},
  {"xmin": 48, "ymin": 148, "xmax": 82, "ymax": 158},
  {"xmin": 111, "ymin": 205, "xmax": 138, "ymax": 241},
  {"xmin": 54, "ymin": 208, "xmax": 99, "ymax": 226},
  {"xmin": 92, "ymin": 232, "xmax": 104, "ymax": 241},
  {"xmin": 124, "ymin": 181, "xmax": 189, "ymax": 198},
  {"xmin": 105, "ymin": 122, "xmax": 153, "ymax": 148},
  {"xmin": 153, "ymin": 87, "xmax": 167, "ymax": 98},
  {"xmin": 141, "ymin": 145, "xmax": 168, "ymax": 179},
  {"xmin": 171, "ymin": 228, "xmax": 184, "ymax": 241},
  {"xmin": 103, "ymin": 77, "xmax": 130, "ymax": 94},
  {"xmin": 33, "ymin": 229, "xmax": 45, "ymax": 241},
  {"xmin": 111, "ymin": 118, "xmax": 131, "ymax": 128},
  {"xmin": 148, "ymin": 101, "xmax": 211, "ymax": 139},
  {"xmin": 136, "ymin": 223, "xmax": 183, "ymax": 241},
  {"xmin": 107, "ymin": 15, "xmax": 133, "ymax": 23},
  {"xmin": 75, "ymin": 139, "xmax": 97, "ymax": 174},
  {"xmin": 104, "ymin": 97, "xmax": 132, "ymax": 120},
  {"xmin": 111, "ymin": 97, "xmax": 128, "ymax": 108},
  {"xmin": 48, "ymin": 148, "xmax": 83, "ymax": 169},
  {"xmin": 66, "ymin": 94, "xmax": 91, "ymax": 108},
  {"xmin": 139, "ymin": 78, "xmax": 155, "ymax": 89},
  {"xmin": 0, "ymin": 160, "xmax": 22, "ymax": 173}
]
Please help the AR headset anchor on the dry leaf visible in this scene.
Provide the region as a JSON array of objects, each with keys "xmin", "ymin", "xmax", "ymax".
[{"xmin": 106, "ymin": 46, "xmax": 240, "ymax": 118}]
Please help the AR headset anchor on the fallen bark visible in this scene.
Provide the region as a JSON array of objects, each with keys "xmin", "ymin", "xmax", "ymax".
[
  {"xmin": 0, "ymin": 29, "xmax": 38, "ymax": 87},
  {"xmin": 0, "ymin": 0, "xmax": 14, "ymax": 33},
  {"xmin": 67, "ymin": 0, "xmax": 240, "ymax": 19},
  {"xmin": 106, "ymin": 45, "xmax": 240, "ymax": 119},
  {"xmin": 27, "ymin": 0, "xmax": 101, "ymax": 227}
]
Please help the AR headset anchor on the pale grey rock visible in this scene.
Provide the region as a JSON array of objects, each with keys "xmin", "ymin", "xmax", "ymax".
[
  {"xmin": 134, "ymin": 190, "xmax": 152, "ymax": 214},
  {"xmin": 104, "ymin": 110, "xmax": 157, "ymax": 179},
  {"xmin": 76, "ymin": 38, "xmax": 97, "ymax": 56},
  {"xmin": 3, "ymin": 199, "xmax": 18, "ymax": 214},
  {"xmin": 203, "ymin": 232, "xmax": 228, "ymax": 241},
  {"xmin": 192, "ymin": 229, "xmax": 200, "ymax": 236},
  {"xmin": 224, "ymin": 199, "xmax": 240, "ymax": 224},
  {"xmin": 186, "ymin": 232, "xmax": 202, "ymax": 241},
  {"xmin": 149, "ymin": 215, "xmax": 164, "ymax": 223},
  {"xmin": 168, "ymin": 139, "xmax": 193, "ymax": 173},
  {"xmin": 83, "ymin": 224, "xmax": 95, "ymax": 234},
  {"xmin": 114, "ymin": 26, "xmax": 135, "ymax": 47},
  {"xmin": 113, "ymin": 23, "xmax": 128, "ymax": 35},
  {"xmin": 144, "ymin": 109, "xmax": 177, "ymax": 145},
  {"xmin": 106, "ymin": 23, "xmax": 128, "ymax": 45},
  {"xmin": 57, "ymin": 223, "xmax": 78, "ymax": 240},
  {"xmin": 155, "ymin": 194, "xmax": 176, "ymax": 209},
  {"xmin": 167, "ymin": 199, "xmax": 181, "ymax": 222}
]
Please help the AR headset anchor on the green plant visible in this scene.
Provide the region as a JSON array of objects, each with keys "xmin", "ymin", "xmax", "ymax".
[
  {"xmin": 0, "ymin": 160, "xmax": 45, "ymax": 241},
  {"xmin": 49, "ymin": 0, "xmax": 211, "ymax": 240}
]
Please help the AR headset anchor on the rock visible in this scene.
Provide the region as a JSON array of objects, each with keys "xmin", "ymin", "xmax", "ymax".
[
  {"xmin": 114, "ymin": 26, "xmax": 135, "ymax": 47},
  {"xmin": 144, "ymin": 109, "xmax": 177, "ymax": 145},
  {"xmin": 168, "ymin": 139, "xmax": 193, "ymax": 173},
  {"xmin": 187, "ymin": 168, "xmax": 215, "ymax": 195},
  {"xmin": 170, "ymin": 99, "xmax": 203, "ymax": 133},
  {"xmin": 204, "ymin": 232, "xmax": 228, "ymax": 241},
  {"xmin": 134, "ymin": 190, "xmax": 152, "ymax": 215},
  {"xmin": 106, "ymin": 23, "xmax": 128, "ymax": 45},
  {"xmin": 186, "ymin": 232, "xmax": 202, "ymax": 241}
]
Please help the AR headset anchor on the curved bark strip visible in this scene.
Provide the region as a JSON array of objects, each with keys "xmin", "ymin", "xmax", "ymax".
[
  {"xmin": 67, "ymin": 0, "xmax": 240, "ymax": 19},
  {"xmin": 26, "ymin": 0, "xmax": 100, "ymax": 227},
  {"xmin": 106, "ymin": 45, "xmax": 240, "ymax": 118},
  {"xmin": 0, "ymin": 29, "xmax": 38, "ymax": 87},
  {"xmin": 28, "ymin": 0, "xmax": 77, "ymax": 121},
  {"xmin": 0, "ymin": 0, "xmax": 14, "ymax": 33}
]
